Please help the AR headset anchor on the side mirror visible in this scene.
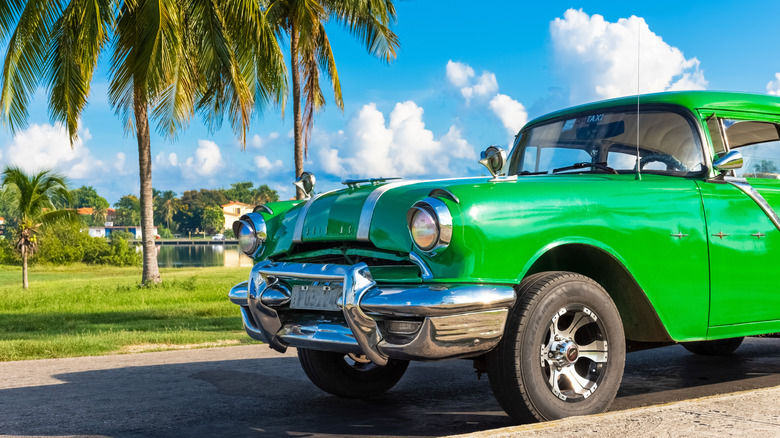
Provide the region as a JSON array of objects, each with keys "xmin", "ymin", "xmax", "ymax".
[
  {"xmin": 713, "ymin": 150, "xmax": 743, "ymax": 172},
  {"xmin": 479, "ymin": 146, "xmax": 506, "ymax": 178},
  {"xmin": 294, "ymin": 172, "xmax": 316, "ymax": 198}
]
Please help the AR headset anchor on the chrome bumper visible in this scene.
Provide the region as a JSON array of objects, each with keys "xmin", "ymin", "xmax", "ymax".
[{"xmin": 229, "ymin": 261, "xmax": 515, "ymax": 364}]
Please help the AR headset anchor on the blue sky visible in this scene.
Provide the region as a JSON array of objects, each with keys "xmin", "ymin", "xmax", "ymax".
[{"xmin": 3, "ymin": 0, "xmax": 780, "ymax": 203}]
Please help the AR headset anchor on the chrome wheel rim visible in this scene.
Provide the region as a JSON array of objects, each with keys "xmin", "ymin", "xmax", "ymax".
[{"xmin": 539, "ymin": 305, "xmax": 609, "ymax": 402}]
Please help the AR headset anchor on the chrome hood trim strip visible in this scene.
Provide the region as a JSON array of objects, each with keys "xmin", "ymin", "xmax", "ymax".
[
  {"xmin": 357, "ymin": 180, "xmax": 419, "ymax": 241},
  {"xmin": 292, "ymin": 189, "xmax": 340, "ymax": 243}
]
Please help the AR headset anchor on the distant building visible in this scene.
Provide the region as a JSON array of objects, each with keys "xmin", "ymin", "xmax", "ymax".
[
  {"xmin": 221, "ymin": 201, "xmax": 254, "ymax": 231},
  {"xmin": 88, "ymin": 226, "xmax": 157, "ymax": 239},
  {"xmin": 0, "ymin": 217, "xmax": 5, "ymax": 238},
  {"xmin": 77, "ymin": 207, "xmax": 116, "ymax": 224}
]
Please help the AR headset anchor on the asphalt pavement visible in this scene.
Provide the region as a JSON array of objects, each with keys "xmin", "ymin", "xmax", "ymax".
[{"xmin": 1, "ymin": 337, "xmax": 780, "ymax": 437}]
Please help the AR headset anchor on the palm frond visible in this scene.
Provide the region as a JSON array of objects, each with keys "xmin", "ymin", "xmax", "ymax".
[
  {"xmin": 0, "ymin": 0, "xmax": 65, "ymax": 132},
  {"xmin": 323, "ymin": 0, "xmax": 398, "ymax": 63},
  {"xmin": 47, "ymin": 0, "xmax": 113, "ymax": 144}
]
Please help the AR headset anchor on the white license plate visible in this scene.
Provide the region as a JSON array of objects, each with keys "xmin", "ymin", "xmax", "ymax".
[{"xmin": 290, "ymin": 285, "xmax": 343, "ymax": 311}]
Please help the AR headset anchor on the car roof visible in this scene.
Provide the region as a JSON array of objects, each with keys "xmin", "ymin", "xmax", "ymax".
[{"xmin": 526, "ymin": 91, "xmax": 780, "ymax": 128}]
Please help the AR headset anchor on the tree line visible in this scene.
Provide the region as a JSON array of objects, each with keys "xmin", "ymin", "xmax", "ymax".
[{"xmin": 50, "ymin": 181, "xmax": 279, "ymax": 236}]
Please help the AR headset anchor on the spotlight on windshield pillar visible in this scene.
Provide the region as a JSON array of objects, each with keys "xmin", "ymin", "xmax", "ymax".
[
  {"xmin": 479, "ymin": 146, "xmax": 506, "ymax": 178},
  {"xmin": 294, "ymin": 172, "xmax": 316, "ymax": 198}
]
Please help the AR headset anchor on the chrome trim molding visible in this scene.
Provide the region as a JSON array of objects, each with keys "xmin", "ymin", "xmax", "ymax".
[
  {"xmin": 254, "ymin": 204, "xmax": 273, "ymax": 215},
  {"xmin": 725, "ymin": 177, "xmax": 780, "ymax": 232},
  {"xmin": 233, "ymin": 261, "xmax": 518, "ymax": 362},
  {"xmin": 429, "ymin": 188, "xmax": 460, "ymax": 204},
  {"xmin": 409, "ymin": 252, "xmax": 434, "ymax": 280},
  {"xmin": 292, "ymin": 189, "xmax": 339, "ymax": 243},
  {"xmin": 357, "ymin": 180, "xmax": 419, "ymax": 241}
]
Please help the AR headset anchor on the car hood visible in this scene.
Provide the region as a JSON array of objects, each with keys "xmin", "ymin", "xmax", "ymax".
[
  {"xmin": 264, "ymin": 174, "xmax": 630, "ymax": 259},
  {"xmin": 265, "ymin": 177, "xmax": 485, "ymax": 257}
]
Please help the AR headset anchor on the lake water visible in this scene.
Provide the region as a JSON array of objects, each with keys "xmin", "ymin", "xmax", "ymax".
[{"xmin": 156, "ymin": 244, "xmax": 255, "ymax": 268}]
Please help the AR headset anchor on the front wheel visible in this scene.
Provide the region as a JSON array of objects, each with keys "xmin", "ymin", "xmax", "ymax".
[
  {"xmin": 297, "ymin": 349, "xmax": 409, "ymax": 398},
  {"xmin": 488, "ymin": 272, "xmax": 626, "ymax": 423}
]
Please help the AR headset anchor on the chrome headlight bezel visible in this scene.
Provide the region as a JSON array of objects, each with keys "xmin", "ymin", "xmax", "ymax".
[
  {"xmin": 233, "ymin": 212, "xmax": 267, "ymax": 257},
  {"xmin": 406, "ymin": 197, "xmax": 453, "ymax": 256}
]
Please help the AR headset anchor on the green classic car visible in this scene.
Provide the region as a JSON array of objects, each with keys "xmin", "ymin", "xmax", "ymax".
[{"xmin": 229, "ymin": 91, "xmax": 780, "ymax": 422}]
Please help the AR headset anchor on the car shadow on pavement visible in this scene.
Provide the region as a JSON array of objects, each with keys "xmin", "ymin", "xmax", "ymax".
[{"xmin": 1, "ymin": 338, "xmax": 779, "ymax": 437}]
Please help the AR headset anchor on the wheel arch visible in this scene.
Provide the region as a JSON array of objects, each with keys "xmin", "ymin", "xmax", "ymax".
[{"xmin": 523, "ymin": 242, "xmax": 672, "ymax": 344}]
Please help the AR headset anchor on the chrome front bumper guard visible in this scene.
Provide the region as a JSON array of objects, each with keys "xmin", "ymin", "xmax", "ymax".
[{"xmin": 229, "ymin": 261, "xmax": 516, "ymax": 365}]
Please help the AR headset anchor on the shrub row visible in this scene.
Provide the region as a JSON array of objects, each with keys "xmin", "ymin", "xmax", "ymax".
[{"xmin": 1, "ymin": 222, "xmax": 141, "ymax": 267}]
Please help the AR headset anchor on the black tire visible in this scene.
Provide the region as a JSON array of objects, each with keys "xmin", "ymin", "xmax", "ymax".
[
  {"xmin": 682, "ymin": 337, "xmax": 744, "ymax": 356},
  {"xmin": 297, "ymin": 349, "xmax": 409, "ymax": 398},
  {"xmin": 487, "ymin": 271, "xmax": 626, "ymax": 423}
]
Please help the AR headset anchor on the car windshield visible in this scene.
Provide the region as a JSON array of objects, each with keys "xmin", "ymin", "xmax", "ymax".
[{"xmin": 507, "ymin": 109, "xmax": 706, "ymax": 176}]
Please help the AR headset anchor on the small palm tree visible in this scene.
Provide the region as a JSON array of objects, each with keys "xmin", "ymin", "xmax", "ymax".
[
  {"xmin": 91, "ymin": 205, "xmax": 109, "ymax": 226},
  {"xmin": 265, "ymin": 0, "xmax": 400, "ymax": 199},
  {"xmin": 1, "ymin": 166, "xmax": 79, "ymax": 288}
]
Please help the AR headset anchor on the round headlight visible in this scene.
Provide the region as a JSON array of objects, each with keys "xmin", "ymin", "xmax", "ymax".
[
  {"xmin": 237, "ymin": 221, "xmax": 258, "ymax": 255},
  {"xmin": 406, "ymin": 198, "xmax": 453, "ymax": 255},
  {"xmin": 410, "ymin": 208, "xmax": 438, "ymax": 251},
  {"xmin": 233, "ymin": 213, "xmax": 267, "ymax": 256}
]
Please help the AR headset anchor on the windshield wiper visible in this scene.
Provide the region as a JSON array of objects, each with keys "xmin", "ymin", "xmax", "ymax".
[
  {"xmin": 517, "ymin": 170, "xmax": 548, "ymax": 176},
  {"xmin": 552, "ymin": 162, "xmax": 618, "ymax": 175}
]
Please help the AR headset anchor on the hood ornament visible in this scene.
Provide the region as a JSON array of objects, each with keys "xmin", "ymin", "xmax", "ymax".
[
  {"xmin": 341, "ymin": 177, "xmax": 402, "ymax": 189},
  {"xmin": 294, "ymin": 172, "xmax": 316, "ymax": 198}
]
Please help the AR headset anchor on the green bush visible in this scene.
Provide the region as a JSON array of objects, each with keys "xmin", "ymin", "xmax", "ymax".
[
  {"xmin": 23, "ymin": 222, "xmax": 141, "ymax": 267},
  {"xmin": 224, "ymin": 228, "xmax": 234, "ymax": 239},
  {"xmin": 158, "ymin": 227, "xmax": 174, "ymax": 239},
  {"xmin": 109, "ymin": 230, "xmax": 135, "ymax": 241}
]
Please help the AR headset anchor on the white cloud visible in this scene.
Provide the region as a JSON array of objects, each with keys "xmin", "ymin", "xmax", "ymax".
[
  {"xmin": 447, "ymin": 60, "xmax": 498, "ymax": 102},
  {"xmin": 316, "ymin": 101, "xmax": 475, "ymax": 178},
  {"xmin": 490, "ymin": 94, "xmax": 528, "ymax": 136},
  {"xmin": 4, "ymin": 122, "xmax": 100, "ymax": 179},
  {"xmin": 550, "ymin": 9, "xmax": 707, "ymax": 104},
  {"xmin": 182, "ymin": 140, "xmax": 223, "ymax": 178},
  {"xmin": 461, "ymin": 72, "xmax": 498, "ymax": 100},
  {"xmin": 249, "ymin": 132, "xmax": 280, "ymax": 149},
  {"xmin": 446, "ymin": 60, "xmax": 474, "ymax": 88},
  {"xmin": 154, "ymin": 151, "xmax": 179, "ymax": 168},
  {"xmin": 254, "ymin": 155, "xmax": 283, "ymax": 174},
  {"xmin": 115, "ymin": 152, "xmax": 129, "ymax": 174},
  {"xmin": 767, "ymin": 73, "xmax": 780, "ymax": 96}
]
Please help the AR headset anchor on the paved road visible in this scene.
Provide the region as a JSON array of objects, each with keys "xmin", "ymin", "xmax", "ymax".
[{"xmin": 1, "ymin": 337, "xmax": 780, "ymax": 437}]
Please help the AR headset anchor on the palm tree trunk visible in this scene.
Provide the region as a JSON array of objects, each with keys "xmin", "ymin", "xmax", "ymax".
[
  {"xmin": 134, "ymin": 85, "xmax": 161, "ymax": 285},
  {"xmin": 21, "ymin": 244, "xmax": 28, "ymax": 289},
  {"xmin": 291, "ymin": 22, "xmax": 304, "ymax": 200}
]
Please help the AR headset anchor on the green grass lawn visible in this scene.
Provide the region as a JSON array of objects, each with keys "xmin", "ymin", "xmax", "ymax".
[{"xmin": 0, "ymin": 264, "xmax": 256, "ymax": 361}]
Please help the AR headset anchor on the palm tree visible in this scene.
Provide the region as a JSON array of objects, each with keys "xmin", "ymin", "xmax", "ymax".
[
  {"xmin": 91, "ymin": 205, "xmax": 109, "ymax": 226},
  {"xmin": 1, "ymin": 166, "xmax": 79, "ymax": 289},
  {"xmin": 265, "ymin": 0, "xmax": 399, "ymax": 199},
  {"xmin": 157, "ymin": 190, "xmax": 181, "ymax": 231},
  {"xmin": 0, "ymin": 0, "xmax": 287, "ymax": 285}
]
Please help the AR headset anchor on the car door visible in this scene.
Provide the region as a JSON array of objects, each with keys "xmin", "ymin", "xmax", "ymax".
[{"xmin": 698, "ymin": 111, "xmax": 780, "ymax": 336}]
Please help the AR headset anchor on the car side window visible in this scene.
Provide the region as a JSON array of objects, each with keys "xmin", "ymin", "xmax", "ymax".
[
  {"xmin": 724, "ymin": 120, "xmax": 780, "ymax": 179},
  {"xmin": 510, "ymin": 109, "xmax": 705, "ymax": 176}
]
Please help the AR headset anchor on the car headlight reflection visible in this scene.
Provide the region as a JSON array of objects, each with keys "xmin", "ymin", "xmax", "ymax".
[
  {"xmin": 407, "ymin": 198, "xmax": 452, "ymax": 256},
  {"xmin": 233, "ymin": 213, "xmax": 267, "ymax": 257}
]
